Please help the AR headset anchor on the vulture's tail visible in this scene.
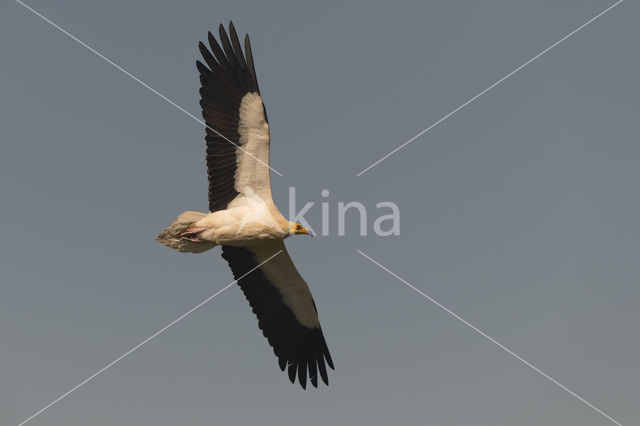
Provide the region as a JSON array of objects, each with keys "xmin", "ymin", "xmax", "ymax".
[{"xmin": 156, "ymin": 211, "xmax": 216, "ymax": 254}]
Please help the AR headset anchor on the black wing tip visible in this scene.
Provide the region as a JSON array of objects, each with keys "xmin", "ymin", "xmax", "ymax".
[
  {"xmin": 218, "ymin": 23, "xmax": 230, "ymax": 44},
  {"xmin": 195, "ymin": 59, "xmax": 207, "ymax": 73},
  {"xmin": 202, "ymin": 22, "xmax": 248, "ymax": 58},
  {"xmin": 286, "ymin": 360, "xmax": 310, "ymax": 390},
  {"xmin": 198, "ymin": 22, "xmax": 260, "ymax": 97},
  {"xmin": 287, "ymin": 362, "xmax": 297, "ymax": 384},
  {"xmin": 271, "ymin": 327, "xmax": 333, "ymax": 388},
  {"xmin": 324, "ymin": 347, "xmax": 335, "ymax": 370},
  {"xmin": 277, "ymin": 348, "xmax": 333, "ymax": 389},
  {"xmin": 207, "ymin": 31, "xmax": 216, "ymax": 49}
]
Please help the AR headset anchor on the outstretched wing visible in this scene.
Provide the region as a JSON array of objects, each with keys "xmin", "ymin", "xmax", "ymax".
[
  {"xmin": 221, "ymin": 241, "xmax": 334, "ymax": 389},
  {"xmin": 197, "ymin": 22, "xmax": 272, "ymax": 213}
]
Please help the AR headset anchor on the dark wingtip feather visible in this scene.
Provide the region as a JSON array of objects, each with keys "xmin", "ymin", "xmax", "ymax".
[
  {"xmin": 324, "ymin": 344, "xmax": 335, "ymax": 370},
  {"xmin": 227, "ymin": 21, "xmax": 247, "ymax": 68},
  {"xmin": 244, "ymin": 34, "xmax": 259, "ymax": 94},
  {"xmin": 218, "ymin": 23, "xmax": 237, "ymax": 67},
  {"xmin": 199, "ymin": 42, "xmax": 218, "ymax": 70},
  {"xmin": 196, "ymin": 60, "xmax": 208, "ymax": 74},
  {"xmin": 207, "ymin": 31, "xmax": 216, "ymax": 49},
  {"xmin": 298, "ymin": 360, "xmax": 307, "ymax": 390},
  {"xmin": 288, "ymin": 362, "xmax": 297, "ymax": 384},
  {"xmin": 207, "ymin": 31, "xmax": 228, "ymax": 69},
  {"xmin": 317, "ymin": 356, "xmax": 329, "ymax": 385},
  {"xmin": 308, "ymin": 353, "xmax": 318, "ymax": 388}
]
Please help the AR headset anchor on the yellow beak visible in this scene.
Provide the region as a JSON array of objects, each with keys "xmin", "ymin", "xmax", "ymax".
[{"xmin": 296, "ymin": 225, "xmax": 314, "ymax": 236}]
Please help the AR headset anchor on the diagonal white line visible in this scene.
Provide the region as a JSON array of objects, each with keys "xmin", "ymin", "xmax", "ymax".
[
  {"xmin": 16, "ymin": 250, "xmax": 283, "ymax": 426},
  {"xmin": 356, "ymin": 249, "xmax": 623, "ymax": 426},
  {"xmin": 356, "ymin": 0, "xmax": 624, "ymax": 176},
  {"xmin": 14, "ymin": 0, "xmax": 284, "ymax": 177}
]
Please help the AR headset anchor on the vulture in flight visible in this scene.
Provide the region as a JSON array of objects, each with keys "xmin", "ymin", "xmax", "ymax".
[{"xmin": 157, "ymin": 22, "xmax": 333, "ymax": 389}]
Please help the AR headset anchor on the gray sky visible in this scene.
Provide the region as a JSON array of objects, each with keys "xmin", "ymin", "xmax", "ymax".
[{"xmin": 1, "ymin": 1, "xmax": 639, "ymax": 425}]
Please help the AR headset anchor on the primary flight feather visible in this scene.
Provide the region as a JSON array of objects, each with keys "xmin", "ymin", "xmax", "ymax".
[{"xmin": 157, "ymin": 22, "xmax": 333, "ymax": 389}]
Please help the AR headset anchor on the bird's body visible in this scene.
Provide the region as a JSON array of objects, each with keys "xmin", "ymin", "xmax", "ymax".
[
  {"xmin": 197, "ymin": 193, "xmax": 288, "ymax": 244},
  {"xmin": 156, "ymin": 22, "xmax": 333, "ymax": 389},
  {"xmin": 157, "ymin": 189, "xmax": 289, "ymax": 251}
]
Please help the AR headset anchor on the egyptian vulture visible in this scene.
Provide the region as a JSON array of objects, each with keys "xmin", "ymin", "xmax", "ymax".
[{"xmin": 157, "ymin": 22, "xmax": 333, "ymax": 389}]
